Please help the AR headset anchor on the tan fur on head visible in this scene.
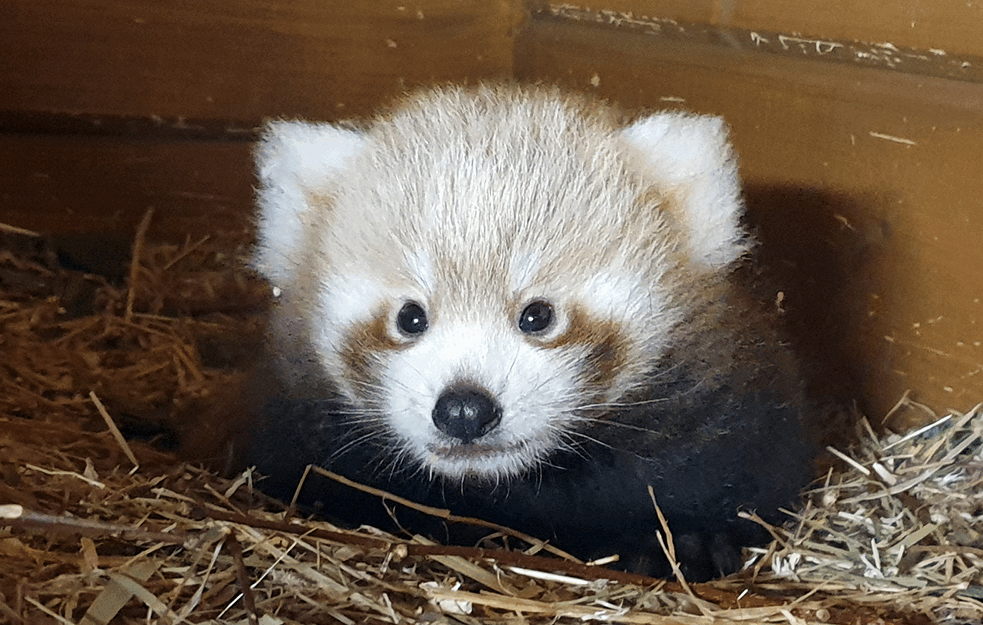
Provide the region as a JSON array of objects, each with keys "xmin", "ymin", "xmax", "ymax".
[{"xmin": 254, "ymin": 84, "xmax": 751, "ymax": 480}]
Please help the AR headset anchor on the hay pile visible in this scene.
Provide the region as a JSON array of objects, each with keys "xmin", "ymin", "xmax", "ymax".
[{"xmin": 1, "ymin": 224, "xmax": 980, "ymax": 625}]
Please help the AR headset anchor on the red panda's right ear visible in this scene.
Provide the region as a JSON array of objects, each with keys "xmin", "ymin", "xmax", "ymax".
[
  {"xmin": 620, "ymin": 113, "xmax": 750, "ymax": 271},
  {"xmin": 253, "ymin": 120, "xmax": 367, "ymax": 286}
]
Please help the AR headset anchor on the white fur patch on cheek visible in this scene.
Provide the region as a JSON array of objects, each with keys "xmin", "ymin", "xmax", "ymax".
[
  {"xmin": 380, "ymin": 347, "xmax": 438, "ymax": 455},
  {"xmin": 496, "ymin": 343, "xmax": 581, "ymax": 437},
  {"xmin": 310, "ymin": 274, "xmax": 388, "ymax": 397},
  {"xmin": 579, "ymin": 270, "xmax": 649, "ymax": 319},
  {"xmin": 577, "ymin": 270, "xmax": 679, "ymax": 354},
  {"xmin": 319, "ymin": 274, "xmax": 389, "ymax": 328}
]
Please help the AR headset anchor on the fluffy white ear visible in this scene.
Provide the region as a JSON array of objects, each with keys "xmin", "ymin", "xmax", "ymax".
[
  {"xmin": 253, "ymin": 120, "xmax": 367, "ymax": 285},
  {"xmin": 621, "ymin": 113, "xmax": 749, "ymax": 269}
]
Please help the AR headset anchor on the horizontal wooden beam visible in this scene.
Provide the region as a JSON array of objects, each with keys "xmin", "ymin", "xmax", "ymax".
[
  {"xmin": 530, "ymin": 1, "xmax": 983, "ymax": 70},
  {"xmin": 0, "ymin": 135, "xmax": 254, "ymax": 239},
  {"xmin": 0, "ymin": 0, "xmax": 520, "ymax": 124},
  {"xmin": 0, "ymin": 110, "xmax": 257, "ymax": 140}
]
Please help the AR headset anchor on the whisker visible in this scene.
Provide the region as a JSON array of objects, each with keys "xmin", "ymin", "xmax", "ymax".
[
  {"xmin": 328, "ymin": 429, "xmax": 386, "ymax": 462},
  {"xmin": 554, "ymin": 426, "xmax": 614, "ymax": 451},
  {"xmin": 562, "ymin": 414, "xmax": 671, "ymax": 437}
]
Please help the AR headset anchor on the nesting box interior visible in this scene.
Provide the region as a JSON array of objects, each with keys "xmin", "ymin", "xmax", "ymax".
[
  {"xmin": 1, "ymin": 2, "xmax": 981, "ymax": 624},
  {"xmin": 4, "ymin": 0, "xmax": 981, "ymax": 420}
]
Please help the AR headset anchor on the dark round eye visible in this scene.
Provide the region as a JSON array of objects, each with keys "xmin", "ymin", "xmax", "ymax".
[
  {"xmin": 396, "ymin": 301, "xmax": 428, "ymax": 336},
  {"xmin": 518, "ymin": 300, "xmax": 554, "ymax": 334}
]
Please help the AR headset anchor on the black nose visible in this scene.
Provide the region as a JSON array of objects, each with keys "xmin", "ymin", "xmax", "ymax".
[{"xmin": 431, "ymin": 385, "xmax": 502, "ymax": 443}]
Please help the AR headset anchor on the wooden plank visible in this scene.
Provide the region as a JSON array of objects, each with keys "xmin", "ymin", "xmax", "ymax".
[
  {"xmin": 515, "ymin": 18, "xmax": 983, "ymax": 419},
  {"xmin": 533, "ymin": 1, "xmax": 983, "ymax": 62},
  {"xmin": 0, "ymin": 135, "xmax": 254, "ymax": 239},
  {"xmin": 0, "ymin": 110, "xmax": 258, "ymax": 140},
  {"xmin": 730, "ymin": 0, "xmax": 983, "ymax": 60},
  {"xmin": 533, "ymin": 3, "xmax": 983, "ymax": 83},
  {"xmin": 0, "ymin": 0, "xmax": 519, "ymax": 123}
]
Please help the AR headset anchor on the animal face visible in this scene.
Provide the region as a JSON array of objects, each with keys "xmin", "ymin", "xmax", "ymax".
[
  {"xmin": 254, "ymin": 85, "xmax": 748, "ymax": 481},
  {"xmin": 314, "ymin": 259, "xmax": 657, "ymax": 481}
]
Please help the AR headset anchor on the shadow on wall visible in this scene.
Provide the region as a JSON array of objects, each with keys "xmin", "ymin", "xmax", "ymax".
[{"xmin": 743, "ymin": 183, "xmax": 893, "ymax": 422}]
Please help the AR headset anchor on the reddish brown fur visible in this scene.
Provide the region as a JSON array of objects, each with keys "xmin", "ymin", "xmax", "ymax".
[
  {"xmin": 341, "ymin": 309, "xmax": 407, "ymax": 395},
  {"xmin": 543, "ymin": 305, "xmax": 628, "ymax": 392}
]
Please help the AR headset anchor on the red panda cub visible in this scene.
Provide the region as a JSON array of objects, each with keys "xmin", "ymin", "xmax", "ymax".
[{"xmin": 245, "ymin": 84, "xmax": 816, "ymax": 580}]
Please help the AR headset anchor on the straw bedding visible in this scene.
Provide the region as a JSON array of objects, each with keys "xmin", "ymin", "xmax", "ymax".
[{"xmin": 1, "ymin": 226, "xmax": 980, "ymax": 625}]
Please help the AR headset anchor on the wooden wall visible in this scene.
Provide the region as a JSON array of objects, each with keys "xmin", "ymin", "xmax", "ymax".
[
  {"xmin": 2, "ymin": 0, "xmax": 981, "ymax": 419},
  {"xmin": 0, "ymin": 0, "xmax": 519, "ymax": 237},
  {"xmin": 516, "ymin": 2, "xmax": 983, "ymax": 420}
]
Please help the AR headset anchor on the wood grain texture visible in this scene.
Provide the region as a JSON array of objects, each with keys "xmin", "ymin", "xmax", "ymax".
[
  {"xmin": 534, "ymin": 3, "xmax": 983, "ymax": 82},
  {"xmin": 0, "ymin": 135, "xmax": 254, "ymax": 239},
  {"xmin": 536, "ymin": 1, "xmax": 983, "ymax": 60},
  {"xmin": 516, "ymin": 18, "xmax": 983, "ymax": 418},
  {"xmin": 0, "ymin": 0, "xmax": 519, "ymax": 122}
]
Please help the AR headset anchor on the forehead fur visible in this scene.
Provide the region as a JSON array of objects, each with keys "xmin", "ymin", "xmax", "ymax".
[{"xmin": 319, "ymin": 85, "xmax": 675, "ymax": 299}]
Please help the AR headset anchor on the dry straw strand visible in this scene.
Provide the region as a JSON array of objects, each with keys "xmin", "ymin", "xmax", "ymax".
[{"xmin": 1, "ymin": 234, "xmax": 980, "ymax": 625}]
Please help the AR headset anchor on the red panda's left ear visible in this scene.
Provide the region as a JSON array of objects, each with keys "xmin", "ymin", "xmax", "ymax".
[
  {"xmin": 253, "ymin": 120, "xmax": 367, "ymax": 286},
  {"xmin": 620, "ymin": 113, "xmax": 751, "ymax": 270}
]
